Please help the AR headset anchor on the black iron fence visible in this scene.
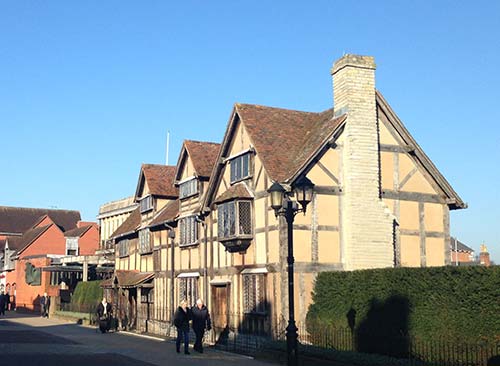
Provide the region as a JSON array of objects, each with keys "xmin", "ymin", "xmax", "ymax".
[
  {"xmin": 209, "ymin": 315, "xmax": 499, "ymax": 366},
  {"xmin": 268, "ymin": 320, "xmax": 499, "ymax": 366}
]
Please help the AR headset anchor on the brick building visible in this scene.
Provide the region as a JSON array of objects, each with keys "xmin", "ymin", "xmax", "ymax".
[{"xmin": 0, "ymin": 206, "xmax": 99, "ymax": 310}]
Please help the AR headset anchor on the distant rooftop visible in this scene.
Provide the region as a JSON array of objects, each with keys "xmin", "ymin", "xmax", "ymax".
[
  {"xmin": 450, "ymin": 237, "xmax": 474, "ymax": 253},
  {"xmin": 98, "ymin": 196, "xmax": 137, "ymax": 217}
]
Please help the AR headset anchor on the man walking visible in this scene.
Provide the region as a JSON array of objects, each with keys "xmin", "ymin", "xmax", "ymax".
[{"xmin": 191, "ymin": 299, "xmax": 211, "ymax": 353}]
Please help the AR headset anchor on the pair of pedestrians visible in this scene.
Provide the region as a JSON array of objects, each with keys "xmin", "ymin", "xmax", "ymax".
[{"xmin": 174, "ymin": 299, "xmax": 211, "ymax": 354}]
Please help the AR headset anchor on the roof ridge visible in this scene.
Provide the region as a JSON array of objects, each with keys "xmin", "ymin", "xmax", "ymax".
[
  {"xmin": 184, "ymin": 139, "xmax": 220, "ymax": 145},
  {"xmin": 235, "ymin": 102, "xmax": 321, "ymax": 115}
]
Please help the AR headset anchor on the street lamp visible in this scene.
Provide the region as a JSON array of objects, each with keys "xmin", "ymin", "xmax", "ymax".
[{"xmin": 267, "ymin": 176, "xmax": 314, "ymax": 366}]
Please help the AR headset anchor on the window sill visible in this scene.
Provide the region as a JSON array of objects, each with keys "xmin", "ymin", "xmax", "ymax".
[
  {"xmin": 179, "ymin": 192, "xmax": 199, "ymax": 201},
  {"xmin": 118, "ymin": 254, "xmax": 130, "ymax": 258},
  {"xmin": 218, "ymin": 237, "xmax": 252, "ymax": 253},
  {"xmin": 218, "ymin": 235, "xmax": 253, "ymax": 242},
  {"xmin": 230, "ymin": 175, "xmax": 253, "ymax": 185},
  {"xmin": 243, "ymin": 311, "xmax": 268, "ymax": 317},
  {"xmin": 179, "ymin": 242, "xmax": 199, "ymax": 249},
  {"xmin": 139, "ymin": 250, "xmax": 153, "ymax": 256}
]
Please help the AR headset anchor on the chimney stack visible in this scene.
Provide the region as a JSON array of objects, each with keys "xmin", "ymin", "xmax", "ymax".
[{"xmin": 331, "ymin": 54, "xmax": 394, "ymax": 270}]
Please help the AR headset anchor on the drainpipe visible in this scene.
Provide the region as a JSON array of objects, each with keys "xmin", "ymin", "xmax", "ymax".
[
  {"xmin": 164, "ymin": 223, "xmax": 176, "ymax": 323},
  {"xmin": 196, "ymin": 215, "xmax": 209, "ymax": 305}
]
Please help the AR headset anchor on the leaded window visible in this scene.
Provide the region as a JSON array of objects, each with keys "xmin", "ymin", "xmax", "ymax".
[
  {"xmin": 139, "ymin": 229, "xmax": 152, "ymax": 253},
  {"xmin": 179, "ymin": 277, "xmax": 198, "ymax": 307},
  {"xmin": 243, "ymin": 274, "xmax": 266, "ymax": 314},
  {"xmin": 179, "ymin": 216, "xmax": 198, "ymax": 246},
  {"xmin": 140, "ymin": 195, "xmax": 153, "ymax": 213},
  {"xmin": 117, "ymin": 239, "xmax": 130, "ymax": 257},
  {"xmin": 217, "ymin": 200, "xmax": 252, "ymax": 240},
  {"xmin": 179, "ymin": 178, "xmax": 198, "ymax": 199},
  {"xmin": 230, "ymin": 153, "xmax": 252, "ymax": 183}
]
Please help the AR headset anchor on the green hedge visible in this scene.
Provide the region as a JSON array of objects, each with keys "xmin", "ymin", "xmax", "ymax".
[
  {"xmin": 71, "ymin": 280, "xmax": 103, "ymax": 306},
  {"xmin": 306, "ymin": 266, "xmax": 500, "ymax": 343}
]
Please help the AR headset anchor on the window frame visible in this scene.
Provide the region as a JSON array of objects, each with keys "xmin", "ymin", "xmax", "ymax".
[
  {"xmin": 178, "ymin": 276, "xmax": 198, "ymax": 307},
  {"xmin": 65, "ymin": 237, "xmax": 79, "ymax": 256},
  {"xmin": 242, "ymin": 274, "xmax": 267, "ymax": 315},
  {"xmin": 117, "ymin": 239, "xmax": 130, "ymax": 258},
  {"xmin": 179, "ymin": 215, "xmax": 198, "ymax": 247},
  {"xmin": 229, "ymin": 152, "xmax": 253, "ymax": 184},
  {"xmin": 217, "ymin": 199, "xmax": 253, "ymax": 242},
  {"xmin": 139, "ymin": 229, "xmax": 152, "ymax": 254},
  {"xmin": 140, "ymin": 195, "xmax": 154, "ymax": 213},
  {"xmin": 179, "ymin": 177, "xmax": 199, "ymax": 200}
]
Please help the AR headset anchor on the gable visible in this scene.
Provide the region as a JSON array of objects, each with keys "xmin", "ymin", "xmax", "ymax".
[
  {"xmin": 18, "ymin": 224, "xmax": 65, "ymax": 257},
  {"xmin": 306, "ymin": 146, "xmax": 342, "ymax": 187},
  {"xmin": 178, "ymin": 151, "xmax": 196, "ymax": 181},
  {"xmin": 376, "ymin": 91, "xmax": 465, "ymax": 209}
]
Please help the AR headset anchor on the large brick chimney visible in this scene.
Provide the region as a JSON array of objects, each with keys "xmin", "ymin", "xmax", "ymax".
[{"xmin": 331, "ymin": 54, "xmax": 394, "ymax": 270}]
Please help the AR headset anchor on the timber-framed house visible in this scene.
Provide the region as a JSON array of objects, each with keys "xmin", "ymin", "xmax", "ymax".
[{"xmin": 106, "ymin": 54, "xmax": 465, "ymax": 338}]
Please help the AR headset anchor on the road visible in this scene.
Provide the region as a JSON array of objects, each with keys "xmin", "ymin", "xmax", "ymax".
[{"xmin": 0, "ymin": 312, "xmax": 274, "ymax": 366}]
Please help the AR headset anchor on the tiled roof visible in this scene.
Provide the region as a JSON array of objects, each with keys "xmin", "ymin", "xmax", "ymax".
[
  {"xmin": 0, "ymin": 206, "xmax": 80, "ymax": 234},
  {"xmin": 451, "ymin": 237, "xmax": 474, "ymax": 253},
  {"xmin": 184, "ymin": 140, "xmax": 221, "ymax": 178},
  {"xmin": 7, "ymin": 225, "xmax": 52, "ymax": 252},
  {"xmin": 214, "ymin": 182, "xmax": 253, "ymax": 204},
  {"xmin": 101, "ymin": 270, "xmax": 154, "ymax": 288},
  {"xmin": 235, "ymin": 104, "xmax": 345, "ymax": 182},
  {"xmin": 149, "ymin": 200, "xmax": 179, "ymax": 228},
  {"xmin": 110, "ymin": 207, "xmax": 140, "ymax": 239},
  {"xmin": 64, "ymin": 225, "xmax": 92, "ymax": 238},
  {"xmin": 142, "ymin": 164, "xmax": 178, "ymax": 197}
]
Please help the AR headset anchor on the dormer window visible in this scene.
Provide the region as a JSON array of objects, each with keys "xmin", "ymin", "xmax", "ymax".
[
  {"xmin": 179, "ymin": 177, "xmax": 198, "ymax": 199},
  {"xmin": 140, "ymin": 195, "xmax": 153, "ymax": 213},
  {"xmin": 230, "ymin": 152, "xmax": 252, "ymax": 184}
]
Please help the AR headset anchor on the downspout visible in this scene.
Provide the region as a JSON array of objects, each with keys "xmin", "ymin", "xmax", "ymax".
[
  {"xmin": 196, "ymin": 215, "xmax": 209, "ymax": 305},
  {"xmin": 164, "ymin": 223, "xmax": 176, "ymax": 323}
]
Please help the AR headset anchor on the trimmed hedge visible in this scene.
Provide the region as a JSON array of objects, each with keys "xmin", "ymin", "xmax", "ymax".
[
  {"xmin": 306, "ymin": 266, "xmax": 500, "ymax": 343},
  {"xmin": 71, "ymin": 280, "xmax": 103, "ymax": 306}
]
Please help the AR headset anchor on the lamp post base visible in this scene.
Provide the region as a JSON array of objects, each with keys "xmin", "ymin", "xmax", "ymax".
[{"xmin": 286, "ymin": 320, "xmax": 299, "ymax": 366}]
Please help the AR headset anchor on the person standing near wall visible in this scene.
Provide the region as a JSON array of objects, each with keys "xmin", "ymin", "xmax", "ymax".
[
  {"xmin": 40, "ymin": 292, "xmax": 50, "ymax": 318},
  {"xmin": 0, "ymin": 291, "xmax": 6, "ymax": 316},
  {"xmin": 191, "ymin": 299, "xmax": 211, "ymax": 353}
]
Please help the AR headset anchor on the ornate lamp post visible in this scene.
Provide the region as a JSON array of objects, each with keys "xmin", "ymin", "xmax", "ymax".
[{"xmin": 267, "ymin": 176, "xmax": 315, "ymax": 366}]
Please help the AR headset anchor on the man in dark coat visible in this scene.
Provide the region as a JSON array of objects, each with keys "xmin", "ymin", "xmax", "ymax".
[
  {"xmin": 40, "ymin": 292, "xmax": 50, "ymax": 318},
  {"xmin": 0, "ymin": 291, "xmax": 6, "ymax": 316},
  {"xmin": 96, "ymin": 297, "xmax": 113, "ymax": 333},
  {"xmin": 173, "ymin": 300, "xmax": 191, "ymax": 354},
  {"xmin": 191, "ymin": 299, "xmax": 211, "ymax": 353}
]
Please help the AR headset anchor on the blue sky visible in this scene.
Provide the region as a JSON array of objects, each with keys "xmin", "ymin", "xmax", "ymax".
[{"xmin": 1, "ymin": 1, "xmax": 498, "ymax": 262}]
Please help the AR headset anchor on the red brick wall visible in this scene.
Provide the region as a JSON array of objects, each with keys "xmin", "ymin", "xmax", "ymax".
[
  {"xmin": 79, "ymin": 225, "xmax": 99, "ymax": 255},
  {"xmin": 14, "ymin": 224, "xmax": 67, "ymax": 310},
  {"xmin": 451, "ymin": 251, "xmax": 474, "ymax": 264},
  {"xmin": 479, "ymin": 252, "xmax": 491, "ymax": 267},
  {"xmin": 36, "ymin": 216, "xmax": 53, "ymax": 228},
  {"xmin": 14, "ymin": 256, "xmax": 57, "ymax": 310},
  {"xmin": 21, "ymin": 224, "xmax": 66, "ymax": 257}
]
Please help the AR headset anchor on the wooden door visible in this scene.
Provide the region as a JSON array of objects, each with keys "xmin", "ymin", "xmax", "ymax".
[{"xmin": 211, "ymin": 285, "xmax": 229, "ymax": 343}]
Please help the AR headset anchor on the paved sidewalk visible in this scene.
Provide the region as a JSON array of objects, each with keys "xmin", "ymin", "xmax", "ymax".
[{"xmin": 0, "ymin": 312, "xmax": 274, "ymax": 366}]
